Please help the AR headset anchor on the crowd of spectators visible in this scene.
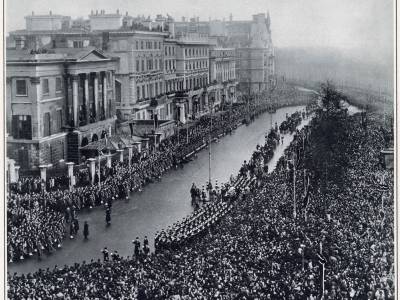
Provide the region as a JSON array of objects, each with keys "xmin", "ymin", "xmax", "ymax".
[
  {"xmin": 7, "ymin": 101, "xmax": 269, "ymax": 263},
  {"xmin": 7, "ymin": 104, "xmax": 393, "ymax": 299}
]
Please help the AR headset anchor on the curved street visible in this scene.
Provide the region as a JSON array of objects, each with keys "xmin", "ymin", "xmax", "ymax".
[{"xmin": 9, "ymin": 105, "xmax": 306, "ymax": 275}]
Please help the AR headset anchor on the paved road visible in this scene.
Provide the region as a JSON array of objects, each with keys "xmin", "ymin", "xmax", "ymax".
[{"xmin": 9, "ymin": 105, "xmax": 307, "ymax": 275}]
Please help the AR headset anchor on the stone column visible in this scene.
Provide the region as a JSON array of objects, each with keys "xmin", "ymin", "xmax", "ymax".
[
  {"xmin": 14, "ymin": 166, "xmax": 20, "ymax": 183},
  {"xmin": 126, "ymin": 145, "xmax": 133, "ymax": 165},
  {"xmin": 142, "ymin": 138, "xmax": 150, "ymax": 150},
  {"xmin": 133, "ymin": 141, "xmax": 142, "ymax": 153},
  {"xmin": 88, "ymin": 158, "xmax": 96, "ymax": 184},
  {"xmin": 117, "ymin": 149, "xmax": 124, "ymax": 163},
  {"xmin": 72, "ymin": 75, "xmax": 79, "ymax": 127},
  {"xmin": 179, "ymin": 104, "xmax": 186, "ymax": 123},
  {"xmin": 84, "ymin": 73, "xmax": 90, "ymax": 124},
  {"xmin": 30, "ymin": 77, "xmax": 42, "ymax": 138},
  {"xmin": 66, "ymin": 162, "xmax": 75, "ymax": 190},
  {"xmin": 39, "ymin": 165, "xmax": 48, "ymax": 185},
  {"xmin": 130, "ymin": 75, "xmax": 137, "ymax": 103},
  {"xmin": 94, "ymin": 73, "xmax": 99, "ymax": 121},
  {"xmin": 103, "ymin": 72, "xmax": 108, "ymax": 119},
  {"xmin": 106, "ymin": 154, "xmax": 112, "ymax": 168}
]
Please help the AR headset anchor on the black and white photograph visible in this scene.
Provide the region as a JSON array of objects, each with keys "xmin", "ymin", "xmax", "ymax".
[{"xmin": 2, "ymin": 0, "xmax": 396, "ymax": 299}]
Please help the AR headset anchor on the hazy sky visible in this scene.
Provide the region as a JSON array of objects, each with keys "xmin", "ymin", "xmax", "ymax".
[{"xmin": 6, "ymin": 0, "xmax": 394, "ymax": 65}]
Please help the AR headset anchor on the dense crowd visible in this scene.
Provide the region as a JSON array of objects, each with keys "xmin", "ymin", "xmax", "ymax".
[
  {"xmin": 8, "ymin": 94, "xmax": 393, "ymax": 299},
  {"xmin": 7, "ymin": 101, "xmax": 269, "ymax": 263}
]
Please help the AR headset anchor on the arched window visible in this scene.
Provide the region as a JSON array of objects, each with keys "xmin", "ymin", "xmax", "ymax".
[{"xmin": 81, "ymin": 137, "xmax": 89, "ymax": 147}]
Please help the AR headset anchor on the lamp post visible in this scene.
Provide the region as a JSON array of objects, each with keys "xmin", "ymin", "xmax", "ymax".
[{"xmin": 208, "ymin": 97, "xmax": 215, "ymax": 199}]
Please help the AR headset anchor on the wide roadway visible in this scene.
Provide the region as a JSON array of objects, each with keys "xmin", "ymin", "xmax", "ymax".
[{"xmin": 9, "ymin": 105, "xmax": 307, "ymax": 275}]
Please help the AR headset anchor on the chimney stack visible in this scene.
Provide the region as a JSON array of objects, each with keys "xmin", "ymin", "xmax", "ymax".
[
  {"xmin": 117, "ymin": 9, "xmax": 119, "ymax": 15},
  {"xmin": 96, "ymin": 10, "xmax": 98, "ymax": 15},
  {"xmin": 32, "ymin": 11, "xmax": 34, "ymax": 15},
  {"xmin": 49, "ymin": 10, "xmax": 52, "ymax": 16}
]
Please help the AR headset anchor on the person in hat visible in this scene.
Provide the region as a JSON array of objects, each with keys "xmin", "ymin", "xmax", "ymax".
[
  {"xmin": 83, "ymin": 221, "xmax": 89, "ymax": 240},
  {"xmin": 105, "ymin": 208, "xmax": 111, "ymax": 226},
  {"xmin": 101, "ymin": 247, "xmax": 109, "ymax": 261}
]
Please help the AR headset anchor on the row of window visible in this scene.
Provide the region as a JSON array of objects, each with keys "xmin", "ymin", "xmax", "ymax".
[
  {"xmin": 185, "ymin": 60, "xmax": 208, "ymax": 71},
  {"xmin": 185, "ymin": 76, "xmax": 208, "ymax": 90},
  {"xmin": 15, "ymin": 77, "xmax": 63, "ymax": 97},
  {"xmin": 135, "ymin": 40, "xmax": 162, "ymax": 50},
  {"xmin": 136, "ymin": 81, "xmax": 163, "ymax": 100},
  {"xmin": 136, "ymin": 58, "xmax": 163, "ymax": 72},
  {"xmin": 11, "ymin": 109, "xmax": 63, "ymax": 140},
  {"xmin": 165, "ymin": 59, "xmax": 176, "ymax": 72},
  {"xmin": 165, "ymin": 80, "xmax": 183, "ymax": 93},
  {"xmin": 184, "ymin": 47, "xmax": 208, "ymax": 58},
  {"xmin": 164, "ymin": 45, "xmax": 176, "ymax": 57}
]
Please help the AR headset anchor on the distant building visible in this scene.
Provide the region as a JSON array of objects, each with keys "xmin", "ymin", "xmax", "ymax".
[
  {"xmin": 209, "ymin": 48, "xmax": 237, "ymax": 107},
  {"xmin": 89, "ymin": 10, "xmax": 123, "ymax": 31},
  {"xmin": 6, "ymin": 10, "xmax": 274, "ymax": 169},
  {"xmin": 169, "ymin": 13, "xmax": 275, "ymax": 95},
  {"xmin": 25, "ymin": 10, "xmax": 71, "ymax": 31}
]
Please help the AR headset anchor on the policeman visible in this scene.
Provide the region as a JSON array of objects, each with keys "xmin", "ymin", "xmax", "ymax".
[{"xmin": 83, "ymin": 221, "xmax": 89, "ymax": 240}]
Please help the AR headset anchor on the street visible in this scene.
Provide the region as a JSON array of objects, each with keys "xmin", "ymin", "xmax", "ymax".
[{"xmin": 9, "ymin": 105, "xmax": 306, "ymax": 275}]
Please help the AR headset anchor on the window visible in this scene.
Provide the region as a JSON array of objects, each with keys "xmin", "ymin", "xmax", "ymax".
[
  {"xmin": 137, "ymin": 86, "xmax": 140, "ymax": 99},
  {"xmin": 12, "ymin": 115, "xmax": 32, "ymax": 139},
  {"xmin": 43, "ymin": 112, "xmax": 51, "ymax": 137},
  {"xmin": 16, "ymin": 79, "xmax": 27, "ymax": 96},
  {"xmin": 142, "ymin": 86, "xmax": 145, "ymax": 98},
  {"xmin": 141, "ymin": 41, "xmax": 144, "ymax": 49},
  {"xmin": 56, "ymin": 77, "xmax": 62, "ymax": 93},
  {"xmin": 165, "ymin": 47, "xmax": 168, "ymax": 55},
  {"xmin": 56, "ymin": 109, "xmax": 63, "ymax": 131},
  {"xmin": 159, "ymin": 42, "xmax": 161, "ymax": 49},
  {"xmin": 73, "ymin": 41, "xmax": 83, "ymax": 48},
  {"xmin": 141, "ymin": 60, "xmax": 145, "ymax": 71},
  {"xmin": 136, "ymin": 60, "xmax": 140, "ymax": 72},
  {"xmin": 42, "ymin": 78, "xmax": 49, "ymax": 95},
  {"xmin": 185, "ymin": 49, "xmax": 187, "ymax": 56},
  {"xmin": 159, "ymin": 59, "xmax": 162, "ymax": 70},
  {"xmin": 154, "ymin": 41, "xmax": 157, "ymax": 49},
  {"xmin": 136, "ymin": 41, "xmax": 139, "ymax": 49}
]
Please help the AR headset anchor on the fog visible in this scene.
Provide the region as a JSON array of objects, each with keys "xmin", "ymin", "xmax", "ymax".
[{"xmin": 6, "ymin": 0, "xmax": 394, "ymax": 92}]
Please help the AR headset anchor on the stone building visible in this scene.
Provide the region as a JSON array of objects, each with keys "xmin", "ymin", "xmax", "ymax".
[
  {"xmin": 6, "ymin": 47, "xmax": 118, "ymax": 169},
  {"xmin": 168, "ymin": 13, "xmax": 275, "ymax": 96},
  {"xmin": 209, "ymin": 48, "xmax": 238, "ymax": 108}
]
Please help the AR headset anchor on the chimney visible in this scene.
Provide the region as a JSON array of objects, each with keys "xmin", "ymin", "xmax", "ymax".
[
  {"xmin": 117, "ymin": 9, "xmax": 119, "ymax": 15},
  {"xmin": 91, "ymin": 10, "xmax": 93, "ymax": 15},
  {"xmin": 126, "ymin": 11, "xmax": 128, "ymax": 16},
  {"xmin": 96, "ymin": 10, "xmax": 98, "ymax": 15},
  {"xmin": 49, "ymin": 10, "xmax": 52, "ymax": 16},
  {"xmin": 32, "ymin": 11, "xmax": 34, "ymax": 15}
]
